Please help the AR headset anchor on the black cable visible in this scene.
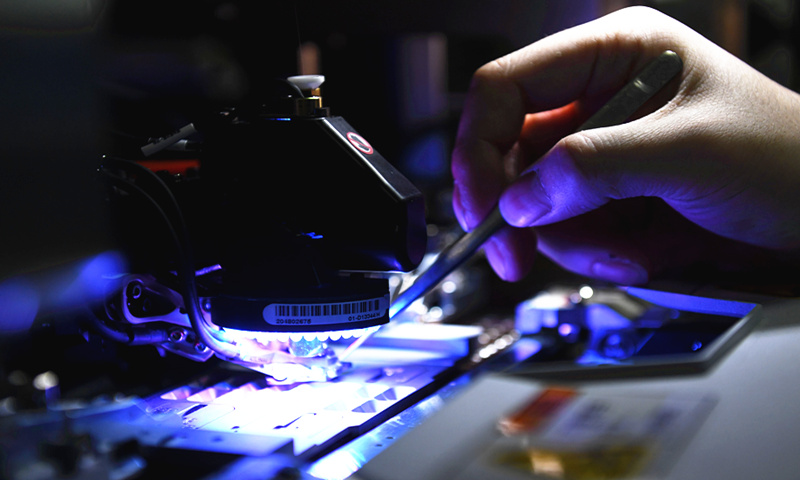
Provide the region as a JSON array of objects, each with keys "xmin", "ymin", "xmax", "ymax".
[
  {"xmin": 99, "ymin": 156, "xmax": 239, "ymax": 360},
  {"xmin": 101, "ymin": 169, "xmax": 183, "ymax": 251},
  {"xmin": 93, "ymin": 170, "xmax": 178, "ymax": 345},
  {"xmin": 86, "ymin": 302, "xmax": 132, "ymax": 344},
  {"xmin": 100, "ymin": 156, "xmax": 188, "ymax": 241}
]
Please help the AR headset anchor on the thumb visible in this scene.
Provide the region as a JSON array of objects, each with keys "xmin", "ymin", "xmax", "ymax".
[{"xmin": 498, "ymin": 115, "xmax": 700, "ymax": 227}]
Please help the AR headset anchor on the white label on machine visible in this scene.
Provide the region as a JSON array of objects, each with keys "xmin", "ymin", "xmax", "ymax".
[{"xmin": 263, "ymin": 295, "xmax": 390, "ymax": 327}]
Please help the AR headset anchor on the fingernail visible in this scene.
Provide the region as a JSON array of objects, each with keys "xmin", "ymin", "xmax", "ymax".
[
  {"xmin": 452, "ymin": 185, "xmax": 470, "ymax": 231},
  {"xmin": 452, "ymin": 183, "xmax": 480, "ymax": 230},
  {"xmin": 499, "ymin": 170, "xmax": 551, "ymax": 227},
  {"xmin": 591, "ymin": 260, "xmax": 648, "ymax": 285},
  {"xmin": 483, "ymin": 239, "xmax": 507, "ymax": 281}
]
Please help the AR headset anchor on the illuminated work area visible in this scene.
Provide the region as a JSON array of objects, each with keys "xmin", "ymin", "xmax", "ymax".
[{"xmin": 2, "ymin": 1, "xmax": 800, "ymax": 479}]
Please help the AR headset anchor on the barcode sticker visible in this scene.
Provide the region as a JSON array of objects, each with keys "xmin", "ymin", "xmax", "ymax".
[{"xmin": 263, "ymin": 295, "xmax": 390, "ymax": 327}]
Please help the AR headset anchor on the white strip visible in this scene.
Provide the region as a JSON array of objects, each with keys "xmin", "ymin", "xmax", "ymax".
[{"xmin": 263, "ymin": 295, "xmax": 389, "ymax": 327}]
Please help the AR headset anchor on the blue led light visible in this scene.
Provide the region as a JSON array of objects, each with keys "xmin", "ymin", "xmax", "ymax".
[
  {"xmin": 300, "ymin": 232, "xmax": 323, "ymax": 240},
  {"xmin": 222, "ymin": 325, "xmax": 380, "ymax": 347}
]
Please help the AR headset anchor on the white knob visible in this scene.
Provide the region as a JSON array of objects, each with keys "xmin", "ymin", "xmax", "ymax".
[{"xmin": 287, "ymin": 75, "xmax": 325, "ymax": 92}]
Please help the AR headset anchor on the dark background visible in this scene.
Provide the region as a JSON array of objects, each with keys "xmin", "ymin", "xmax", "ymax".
[{"xmin": 1, "ymin": 0, "xmax": 797, "ymax": 285}]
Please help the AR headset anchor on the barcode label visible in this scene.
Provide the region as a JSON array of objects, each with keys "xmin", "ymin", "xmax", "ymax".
[
  {"xmin": 275, "ymin": 299, "xmax": 381, "ymax": 317},
  {"xmin": 263, "ymin": 295, "xmax": 389, "ymax": 327}
]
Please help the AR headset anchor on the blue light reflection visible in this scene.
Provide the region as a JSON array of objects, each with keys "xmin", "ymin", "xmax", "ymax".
[
  {"xmin": 306, "ymin": 446, "xmax": 367, "ymax": 480},
  {"xmin": 512, "ymin": 337, "xmax": 543, "ymax": 363},
  {"xmin": 58, "ymin": 251, "xmax": 127, "ymax": 307},
  {"xmin": 402, "ymin": 133, "xmax": 448, "ymax": 180},
  {"xmin": 0, "ymin": 251, "xmax": 127, "ymax": 334},
  {"xmin": 0, "ymin": 279, "xmax": 40, "ymax": 333}
]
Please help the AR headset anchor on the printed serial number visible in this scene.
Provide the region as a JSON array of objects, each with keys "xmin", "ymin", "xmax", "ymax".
[
  {"xmin": 273, "ymin": 319, "xmax": 312, "ymax": 325},
  {"xmin": 349, "ymin": 312, "xmax": 382, "ymax": 322}
]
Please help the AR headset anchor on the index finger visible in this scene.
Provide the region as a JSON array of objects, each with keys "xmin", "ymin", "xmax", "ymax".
[{"xmin": 451, "ymin": 6, "xmax": 692, "ymax": 229}]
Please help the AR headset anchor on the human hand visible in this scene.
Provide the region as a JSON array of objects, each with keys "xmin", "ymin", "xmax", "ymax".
[{"xmin": 451, "ymin": 6, "xmax": 800, "ymax": 285}]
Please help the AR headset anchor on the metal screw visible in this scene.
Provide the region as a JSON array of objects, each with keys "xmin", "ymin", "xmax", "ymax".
[
  {"xmin": 169, "ymin": 329, "xmax": 186, "ymax": 343},
  {"xmin": 127, "ymin": 282, "xmax": 143, "ymax": 300}
]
